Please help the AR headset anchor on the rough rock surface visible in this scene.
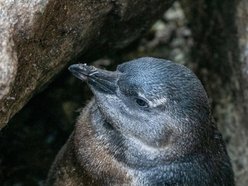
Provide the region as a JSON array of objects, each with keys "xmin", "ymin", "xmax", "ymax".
[
  {"xmin": 0, "ymin": 0, "xmax": 175, "ymax": 128},
  {"xmin": 181, "ymin": 0, "xmax": 248, "ymax": 185}
]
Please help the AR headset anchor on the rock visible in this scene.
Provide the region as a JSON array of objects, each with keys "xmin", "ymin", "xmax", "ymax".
[{"xmin": 0, "ymin": 0, "xmax": 175, "ymax": 128}]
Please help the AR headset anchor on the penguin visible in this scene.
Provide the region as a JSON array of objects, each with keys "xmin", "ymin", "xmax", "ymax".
[{"xmin": 47, "ymin": 57, "xmax": 234, "ymax": 186}]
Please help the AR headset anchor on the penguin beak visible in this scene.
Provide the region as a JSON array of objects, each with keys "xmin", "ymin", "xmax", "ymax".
[{"xmin": 68, "ymin": 64, "xmax": 118, "ymax": 94}]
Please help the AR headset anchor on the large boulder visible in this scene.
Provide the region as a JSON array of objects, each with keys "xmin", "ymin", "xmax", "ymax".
[{"xmin": 0, "ymin": 0, "xmax": 175, "ymax": 128}]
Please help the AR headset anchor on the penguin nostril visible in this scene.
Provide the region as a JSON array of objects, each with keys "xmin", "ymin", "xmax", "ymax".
[{"xmin": 103, "ymin": 121, "xmax": 114, "ymax": 130}]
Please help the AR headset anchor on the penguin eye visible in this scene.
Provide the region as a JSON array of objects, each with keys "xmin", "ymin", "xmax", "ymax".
[{"xmin": 135, "ymin": 98, "xmax": 149, "ymax": 108}]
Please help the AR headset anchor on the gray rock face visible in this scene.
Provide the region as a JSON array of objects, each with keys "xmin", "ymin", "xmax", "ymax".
[{"xmin": 0, "ymin": 0, "xmax": 175, "ymax": 128}]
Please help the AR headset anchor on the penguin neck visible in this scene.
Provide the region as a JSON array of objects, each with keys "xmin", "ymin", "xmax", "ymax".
[
  {"xmin": 88, "ymin": 99, "xmax": 207, "ymax": 170},
  {"xmin": 83, "ymin": 99, "xmax": 229, "ymax": 185}
]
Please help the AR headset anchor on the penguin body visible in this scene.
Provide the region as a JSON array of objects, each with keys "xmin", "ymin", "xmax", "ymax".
[{"xmin": 47, "ymin": 57, "xmax": 234, "ymax": 186}]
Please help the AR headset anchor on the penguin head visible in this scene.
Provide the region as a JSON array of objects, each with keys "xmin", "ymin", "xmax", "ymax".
[{"xmin": 69, "ymin": 57, "xmax": 211, "ymax": 151}]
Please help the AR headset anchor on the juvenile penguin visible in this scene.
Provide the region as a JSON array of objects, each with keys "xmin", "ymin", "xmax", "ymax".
[{"xmin": 47, "ymin": 57, "xmax": 234, "ymax": 186}]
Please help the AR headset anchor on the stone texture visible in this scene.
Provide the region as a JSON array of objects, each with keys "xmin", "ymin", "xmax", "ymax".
[
  {"xmin": 182, "ymin": 0, "xmax": 248, "ymax": 185},
  {"xmin": 0, "ymin": 0, "xmax": 175, "ymax": 128}
]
